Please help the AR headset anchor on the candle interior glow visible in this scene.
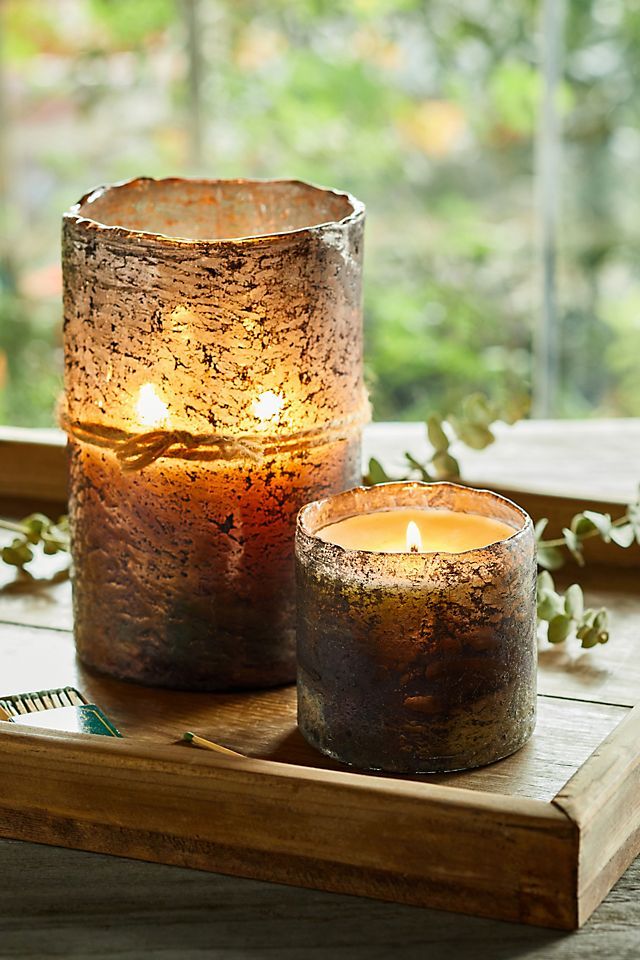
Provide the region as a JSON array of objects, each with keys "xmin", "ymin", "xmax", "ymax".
[
  {"xmin": 135, "ymin": 383, "xmax": 169, "ymax": 428},
  {"xmin": 317, "ymin": 507, "xmax": 514, "ymax": 554},
  {"xmin": 135, "ymin": 383, "xmax": 287, "ymax": 432},
  {"xmin": 251, "ymin": 389, "xmax": 285, "ymax": 425}
]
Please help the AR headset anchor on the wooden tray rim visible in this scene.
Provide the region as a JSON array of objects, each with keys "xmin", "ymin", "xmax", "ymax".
[{"xmin": 1, "ymin": 701, "xmax": 639, "ymax": 930}]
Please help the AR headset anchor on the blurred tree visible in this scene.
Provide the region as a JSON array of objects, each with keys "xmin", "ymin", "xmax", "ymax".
[{"xmin": 0, "ymin": 0, "xmax": 638, "ymax": 425}]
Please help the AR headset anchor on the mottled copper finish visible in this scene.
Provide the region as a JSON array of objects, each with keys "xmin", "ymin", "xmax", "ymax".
[
  {"xmin": 296, "ymin": 482, "xmax": 537, "ymax": 773},
  {"xmin": 63, "ymin": 177, "xmax": 365, "ymax": 690}
]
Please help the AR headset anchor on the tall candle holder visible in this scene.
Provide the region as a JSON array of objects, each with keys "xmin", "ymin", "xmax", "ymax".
[{"xmin": 62, "ymin": 177, "xmax": 366, "ymax": 691}]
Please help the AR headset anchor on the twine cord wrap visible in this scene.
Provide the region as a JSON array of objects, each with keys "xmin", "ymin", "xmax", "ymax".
[{"xmin": 59, "ymin": 397, "xmax": 370, "ymax": 472}]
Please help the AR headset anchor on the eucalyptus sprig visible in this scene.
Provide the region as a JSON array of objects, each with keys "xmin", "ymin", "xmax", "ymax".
[
  {"xmin": 0, "ymin": 514, "xmax": 70, "ymax": 572},
  {"xmin": 365, "ymin": 391, "xmax": 529, "ymax": 486},
  {"xmin": 537, "ymin": 571, "xmax": 609, "ymax": 648},
  {"xmin": 535, "ymin": 500, "xmax": 640, "ymax": 570}
]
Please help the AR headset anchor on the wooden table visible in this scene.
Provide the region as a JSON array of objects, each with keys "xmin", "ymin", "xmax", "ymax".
[{"xmin": 1, "ymin": 420, "xmax": 639, "ymax": 959}]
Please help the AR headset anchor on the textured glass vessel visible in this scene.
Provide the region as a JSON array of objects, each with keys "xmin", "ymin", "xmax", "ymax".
[
  {"xmin": 296, "ymin": 482, "xmax": 537, "ymax": 773},
  {"xmin": 62, "ymin": 177, "xmax": 366, "ymax": 690}
]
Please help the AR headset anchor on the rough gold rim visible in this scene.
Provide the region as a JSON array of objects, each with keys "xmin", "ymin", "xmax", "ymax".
[{"xmin": 63, "ymin": 176, "xmax": 365, "ymax": 245}]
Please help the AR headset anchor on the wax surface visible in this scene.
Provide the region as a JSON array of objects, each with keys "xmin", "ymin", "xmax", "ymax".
[{"xmin": 317, "ymin": 507, "xmax": 514, "ymax": 554}]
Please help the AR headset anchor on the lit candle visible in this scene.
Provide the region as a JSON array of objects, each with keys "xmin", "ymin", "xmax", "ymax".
[
  {"xmin": 63, "ymin": 177, "xmax": 367, "ymax": 691},
  {"xmin": 317, "ymin": 508, "xmax": 514, "ymax": 554},
  {"xmin": 296, "ymin": 481, "xmax": 537, "ymax": 773}
]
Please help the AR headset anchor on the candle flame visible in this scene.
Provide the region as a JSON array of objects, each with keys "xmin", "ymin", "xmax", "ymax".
[
  {"xmin": 406, "ymin": 520, "xmax": 422, "ymax": 553},
  {"xmin": 135, "ymin": 383, "xmax": 169, "ymax": 428},
  {"xmin": 251, "ymin": 390, "xmax": 285, "ymax": 424}
]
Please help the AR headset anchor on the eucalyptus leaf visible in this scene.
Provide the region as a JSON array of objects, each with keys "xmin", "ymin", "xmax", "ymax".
[
  {"xmin": 24, "ymin": 513, "xmax": 51, "ymax": 543},
  {"xmin": 536, "ymin": 545, "xmax": 565, "ymax": 570},
  {"xmin": 404, "ymin": 452, "xmax": 433, "ymax": 481},
  {"xmin": 564, "ymin": 583, "xmax": 584, "ymax": 619},
  {"xmin": 432, "ymin": 451, "xmax": 460, "ymax": 479},
  {"xmin": 454, "ymin": 422, "xmax": 495, "ymax": 450},
  {"xmin": 562, "ymin": 528, "xmax": 585, "ymax": 565},
  {"xmin": 537, "ymin": 570, "xmax": 555, "ymax": 594},
  {"xmin": 609, "ymin": 523, "xmax": 636, "ymax": 548},
  {"xmin": 393, "ymin": 391, "xmax": 527, "ymax": 495},
  {"xmin": 578, "ymin": 609, "xmax": 596, "ymax": 630},
  {"xmin": 537, "ymin": 592, "xmax": 565, "ymax": 621},
  {"xmin": 534, "ymin": 517, "xmax": 549, "ymax": 540},
  {"xmin": 548, "ymin": 614, "xmax": 573, "ymax": 644},
  {"xmin": 582, "ymin": 510, "xmax": 612, "ymax": 541},
  {"xmin": 365, "ymin": 457, "xmax": 390, "ymax": 486},
  {"xmin": 1, "ymin": 540, "xmax": 34, "ymax": 567},
  {"xmin": 462, "ymin": 392, "xmax": 495, "ymax": 426},
  {"xmin": 503, "ymin": 395, "xmax": 530, "ymax": 424},
  {"xmin": 570, "ymin": 513, "xmax": 596, "ymax": 536},
  {"xmin": 580, "ymin": 628, "xmax": 600, "ymax": 649},
  {"xmin": 426, "ymin": 415, "xmax": 449, "ymax": 453},
  {"xmin": 0, "ymin": 510, "xmax": 71, "ymax": 572},
  {"xmin": 593, "ymin": 608, "xmax": 608, "ymax": 631}
]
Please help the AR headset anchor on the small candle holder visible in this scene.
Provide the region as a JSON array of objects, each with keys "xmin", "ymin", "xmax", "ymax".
[{"xmin": 296, "ymin": 482, "xmax": 537, "ymax": 773}]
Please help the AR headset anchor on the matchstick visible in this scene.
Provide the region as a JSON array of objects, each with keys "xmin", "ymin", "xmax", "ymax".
[{"xmin": 182, "ymin": 731, "xmax": 246, "ymax": 759}]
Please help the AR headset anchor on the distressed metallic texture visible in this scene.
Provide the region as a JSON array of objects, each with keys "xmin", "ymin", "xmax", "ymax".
[
  {"xmin": 63, "ymin": 178, "xmax": 365, "ymax": 690},
  {"xmin": 296, "ymin": 482, "xmax": 537, "ymax": 773}
]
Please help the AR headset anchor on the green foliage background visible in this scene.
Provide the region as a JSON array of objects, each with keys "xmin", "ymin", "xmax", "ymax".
[{"xmin": 1, "ymin": 0, "xmax": 639, "ymax": 426}]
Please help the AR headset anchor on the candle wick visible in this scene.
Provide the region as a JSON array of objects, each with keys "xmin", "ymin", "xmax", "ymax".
[{"xmin": 410, "ymin": 544, "xmax": 419, "ymax": 554}]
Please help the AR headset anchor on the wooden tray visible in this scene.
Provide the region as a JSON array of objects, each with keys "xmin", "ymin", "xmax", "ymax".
[{"xmin": 0, "ymin": 428, "xmax": 639, "ymax": 931}]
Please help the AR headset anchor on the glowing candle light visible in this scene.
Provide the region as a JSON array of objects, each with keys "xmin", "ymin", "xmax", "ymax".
[
  {"xmin": 251, "ymin": 390, "xmax": 285, "ymax": 425},
  {"xmin": 406, "ymin": 520, "xmax": 422, "ymax": 553},
  {"xmin": 135, "ymin": 384, "xmax": 169, "ymax": 429}
]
